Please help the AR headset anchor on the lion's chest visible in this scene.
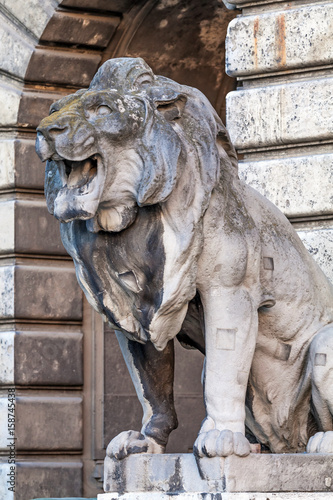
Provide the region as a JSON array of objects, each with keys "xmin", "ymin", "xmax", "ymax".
[{"xmin": 61, "ymin": 206, "xmax": 166, "ymax": 338}]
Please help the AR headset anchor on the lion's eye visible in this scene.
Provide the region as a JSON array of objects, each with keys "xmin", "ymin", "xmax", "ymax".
[{"xmin": 97, "ymin": 105, "xmax": 112, "ymax": 116}]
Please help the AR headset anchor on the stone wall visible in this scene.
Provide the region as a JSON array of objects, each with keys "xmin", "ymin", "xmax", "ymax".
[
  {"xmin": 225, "ymin": 0, "xmax": 333, "ymax": 283},
  {"xmin": 0, "ymin": 1, "xmax": 124, "ymax": 498}
]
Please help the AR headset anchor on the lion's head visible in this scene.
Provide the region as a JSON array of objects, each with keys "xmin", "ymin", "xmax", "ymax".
[
  {"xmin": 36, "ymin": 57, "xmax": 237, "ymax": 231},
  {"xmin": 36, "ymin": 57, "xmax": 238, "ymax": 350}
]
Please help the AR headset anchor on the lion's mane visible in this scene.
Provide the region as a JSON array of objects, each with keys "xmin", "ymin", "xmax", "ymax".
[{"xmin": 45, "ymin": 58, "xmax": 238, "ymax": 350}]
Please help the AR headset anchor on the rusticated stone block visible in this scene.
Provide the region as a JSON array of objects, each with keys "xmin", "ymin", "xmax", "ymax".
[
  {"xmin": 0, "ymin": 200, "xmax": 14, "ymax": 254},
  {"xmin": 298, "ymin": 226, "xmax": 333, "ymax": 283},
  {"xmin": 239, "ymin": 153, "xmax": 333, "ymax": 218},
  {"xmin": 0, "ymin": 82, "xmax": 21, "ymax": 127},
  {"xmin": 0, "ymin": 137, "xmax": 50, "ymax": 192},
  {"xmin": 14, "ymin": 330, "xmax": 83, "ymax": 385},
  {"xmin": 15, "ymin": 199, "xmax": 66, "ymax": 255},
  {"xmin": 18, "ymin": 90, "xmax": 69, "ymax": 129},
  {"xmin": 14, "ymin": 139, "xmax": 45, "ymax": 190},
  {"xmin": 226, "ymin": 77, "xmax": 333, "ymax": 150},
  {"xmin": 0, "ymin": 263, "xmax": 82, "ymax": 321},
  {"xmin": 41, "ymin": 11, "xmax": 119, "ymax": 47},
  {"xmin": 60, "ymin": 0, "xmax": 133, "ymax": 12},
  {"xmin": 226, "ymin": 4, "xmax": 333, "ymax": 77},
  {"xmin": 0, "ymin": 18, "xmax": 33, "ymax": 80},
  {"xmin": 0, "ymin": 331, "xmax": 15, "ymax": 384},
  {"xmin": 0, "ymin": 0, "xmax": 61, "ymax": 39},
  {"xmin": 0, "ymin": 199, "xmax": 66, "ymax": 255},
  {"xmin": 15, "ymin": 263, "xmax": 82, "ymax": 320},
  {"xmin": 0, "ymin": 266, "xmax": 14, "ymax": 319},
  {"xmin": 25, "ymin": 47, "xmax": 101, "ymax": 87},
  {"xmin": 16, "ymin": 461, "xmax": 82, "ymax": 500},
  {"xmin": 15, "ymin": 396, "xmax": 82, "ymax": 450}
]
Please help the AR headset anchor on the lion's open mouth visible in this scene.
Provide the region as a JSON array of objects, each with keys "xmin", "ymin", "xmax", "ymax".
[
  {"xmin": 57, "ymin": 155, "xmax": 98, "ymax": 192},
  {"xmin": 52, "ymin": 153, "xmax": 105, "ymax": 223}
]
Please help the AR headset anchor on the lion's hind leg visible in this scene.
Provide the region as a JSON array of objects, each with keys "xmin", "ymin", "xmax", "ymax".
[{"xmin": 307, "ymin": 323, "xmax": 333, "ymax": 453}]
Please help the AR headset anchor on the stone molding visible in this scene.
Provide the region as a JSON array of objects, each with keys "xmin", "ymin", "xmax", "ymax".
[
  {"xmin": 225, "ymin": 0, "xmax": 333, "ymax": 283},
  {"xmin": 103, "ymin": 453, "xmax": 333, "ymax": 496}
]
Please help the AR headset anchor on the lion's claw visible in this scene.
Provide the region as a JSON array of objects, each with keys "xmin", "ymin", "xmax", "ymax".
[
  {"xmin": 106, "ymin": 430, "xmax": 165, "ymax": 460},
  {"xmin": 307, "ymin": 431, "xmax": 333, "ymax": 453},
  {"xmin": 194, "ymin": 429, "xmax": 250, "ymax": 458}
]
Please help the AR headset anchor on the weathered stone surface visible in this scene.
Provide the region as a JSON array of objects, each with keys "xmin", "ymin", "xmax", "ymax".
[
  {"xmin": 0, "ymin": 263, "xmax": 82, "ymax": 320},
  {"xmin": 15, "ymin": 396, "xmax": 82, "ymax": 450},
  {"xmin": 0, "ymin": 16, "xmax": 33, "ymax": 79},
  {"xmin": 0, "ymin": 463, "xmax": 14, "ymax": 500},
  {"xmin": 14, "ymin": 330, "xmax": 83, "ymax": 385},
  {"xmin": 0, "ymin": 199, "xmax": 65, "ymax": 255},
  {"xmin": 0, "ymin": 140, "xmax": 15, "ymax": 189},
  {"xmin": 103, "ymin": 453, "xmax": 333, "ymax": 494},
  {"xmin": 239, "ymin": 153, "xmax": 333, "ymax": 218},
  {"xmin": 18, "ymin": 90, "xmax": 66, "ymax": 129},
  {"xmin": 0, "ymin": 0, "xmax": 61, "ymax": 39},
  {"xmin": 0, "ymin": 266, "xmax": 14, "ymax": 319},
  {"xmin": 226, "ymin": 4, "xmax": 333, "ymax": 77},
  {"xmin": 14, "ymin": 263, "xmax": 82, "ymax": 320},
  {"xmin": 99, "ymin": 494, "xmax": 333, "ymax": 500},
  {"xmin": 0, "ymin": 200, "xmax": 14, "ymax": 253},
  {"xmin": 36, "ymin": 58, "xmax": 333, "ymax": 464},
  {"xmin": 60, "ymin": 0, "xmax": 133, "ymax": 12},
  {"xmin": 226, "ymin": 77, "xmax": 333, "ymax": 149},
  {"xmin": 0, "ymin": 397, "xmax": 12, "ymax": 449},
  {"xmin": 298, "ymin": 226, "xmax": 333, "ymax": 283},
  {"xmin": 16, "ymin": 461, "xmax": 82, "ymax": 500},
  {"xmin": 0, "ymin": 81, "xmax": 21, "ymax": 126},
  {"xmin": 41, "ymin": 11, "xmax": 119, "ymax": 47},
  {"xmin": 13, "ymin": 139, "xmax": 45, "ymax": 189},
  {"xmin": 25, "ymin": 47, "xmax": 101, "ymax": 87},
  {"xmin": 0, "ymin": 331, "xmax": 15, "ymax": 384},
  {"xmin": 15, "ymin": 199, "xmax": 66, "ymax": 255}
]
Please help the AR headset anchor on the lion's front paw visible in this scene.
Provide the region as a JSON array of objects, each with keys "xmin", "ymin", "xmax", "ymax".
[
  {"xmin": 193, "ymin": 429, "xmax": 250, "ymax": 458},
  {"xmin": 106, "ymin": 430, "xmax": 165, "ymax": 460},
  {"xmin": 307, "ymin": 432, "xmax": 333, "ymax": 453}
]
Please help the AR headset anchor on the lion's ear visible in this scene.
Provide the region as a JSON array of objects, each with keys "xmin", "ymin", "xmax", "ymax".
[{"xmin": 137, "ymin": 110, "xmax": 182, "ymax": 206}]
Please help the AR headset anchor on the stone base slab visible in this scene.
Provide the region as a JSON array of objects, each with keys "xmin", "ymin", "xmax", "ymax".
[
  {"xmin": 98, "ymin": 494, "xmax": 333, "ymax": 500},
  {"xmin": 103, "ymin": 453, "xmax": 333, "ymax": 495}
]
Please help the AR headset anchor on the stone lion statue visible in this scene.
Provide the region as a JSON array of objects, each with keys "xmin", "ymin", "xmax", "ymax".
[{"xmin": 36, "ymin": 57, "xmax": 333, "ymax": 459}]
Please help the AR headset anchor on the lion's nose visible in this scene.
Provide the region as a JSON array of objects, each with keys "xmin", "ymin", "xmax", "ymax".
[
  {"xmin": 35, "ymin": 131, "xmax": 54, "ymax": 162},
  {"xmin": 48, "ymin": 124, "xmax": 68, "ymax": 135},
  {"xmin": 37, "ymin": 122, "xmax": 68, "ymax": 139}
]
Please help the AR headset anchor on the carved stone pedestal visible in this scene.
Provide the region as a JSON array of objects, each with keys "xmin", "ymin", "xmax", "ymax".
[{"xmin": 99, "ymin": 453, "xmax": 333, "ymax": 499}]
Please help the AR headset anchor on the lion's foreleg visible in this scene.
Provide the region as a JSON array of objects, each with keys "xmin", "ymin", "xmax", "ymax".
[
  {"xmin": 106, "ymin": 331, "xmax": 178, "ymax": 459},
  {"xmin": 194, "ymin": 287, "xmax": 258, "ymax": 457}
]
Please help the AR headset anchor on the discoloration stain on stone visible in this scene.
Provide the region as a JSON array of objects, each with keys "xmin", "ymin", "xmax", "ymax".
[
  {"xmin": 237, "ymin": 371, "xmax": 248, "ymax": 386},
  {"xmin": 253, "ymin": 17, "xmax": 259, "ymax": 69},
  {"xmin": 263, "ymin": 257, "xmax": 274, "ymax": 270},
  {"xmin": 216, "ymin": 328, "xmax": 237, "ymax": 351},
  {"xmin": 168, "ymin": 456, "xmax": 184, "ymax": 492},
  {"xmin": 276, "ymin": 13, "xmax": 287, "ymax": 66},
  {"xmin": 315, "ymin": 353, "xmax": 327, "ymax": 366},
  {"xmin": 275, "ymin": 342, "xmax": 291, "ymax": 362}
]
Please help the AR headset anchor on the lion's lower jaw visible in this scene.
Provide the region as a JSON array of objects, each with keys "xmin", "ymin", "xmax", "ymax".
[{"xmin": 54, "ymin": 189, "xmax": 100, "ymax": 223}]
